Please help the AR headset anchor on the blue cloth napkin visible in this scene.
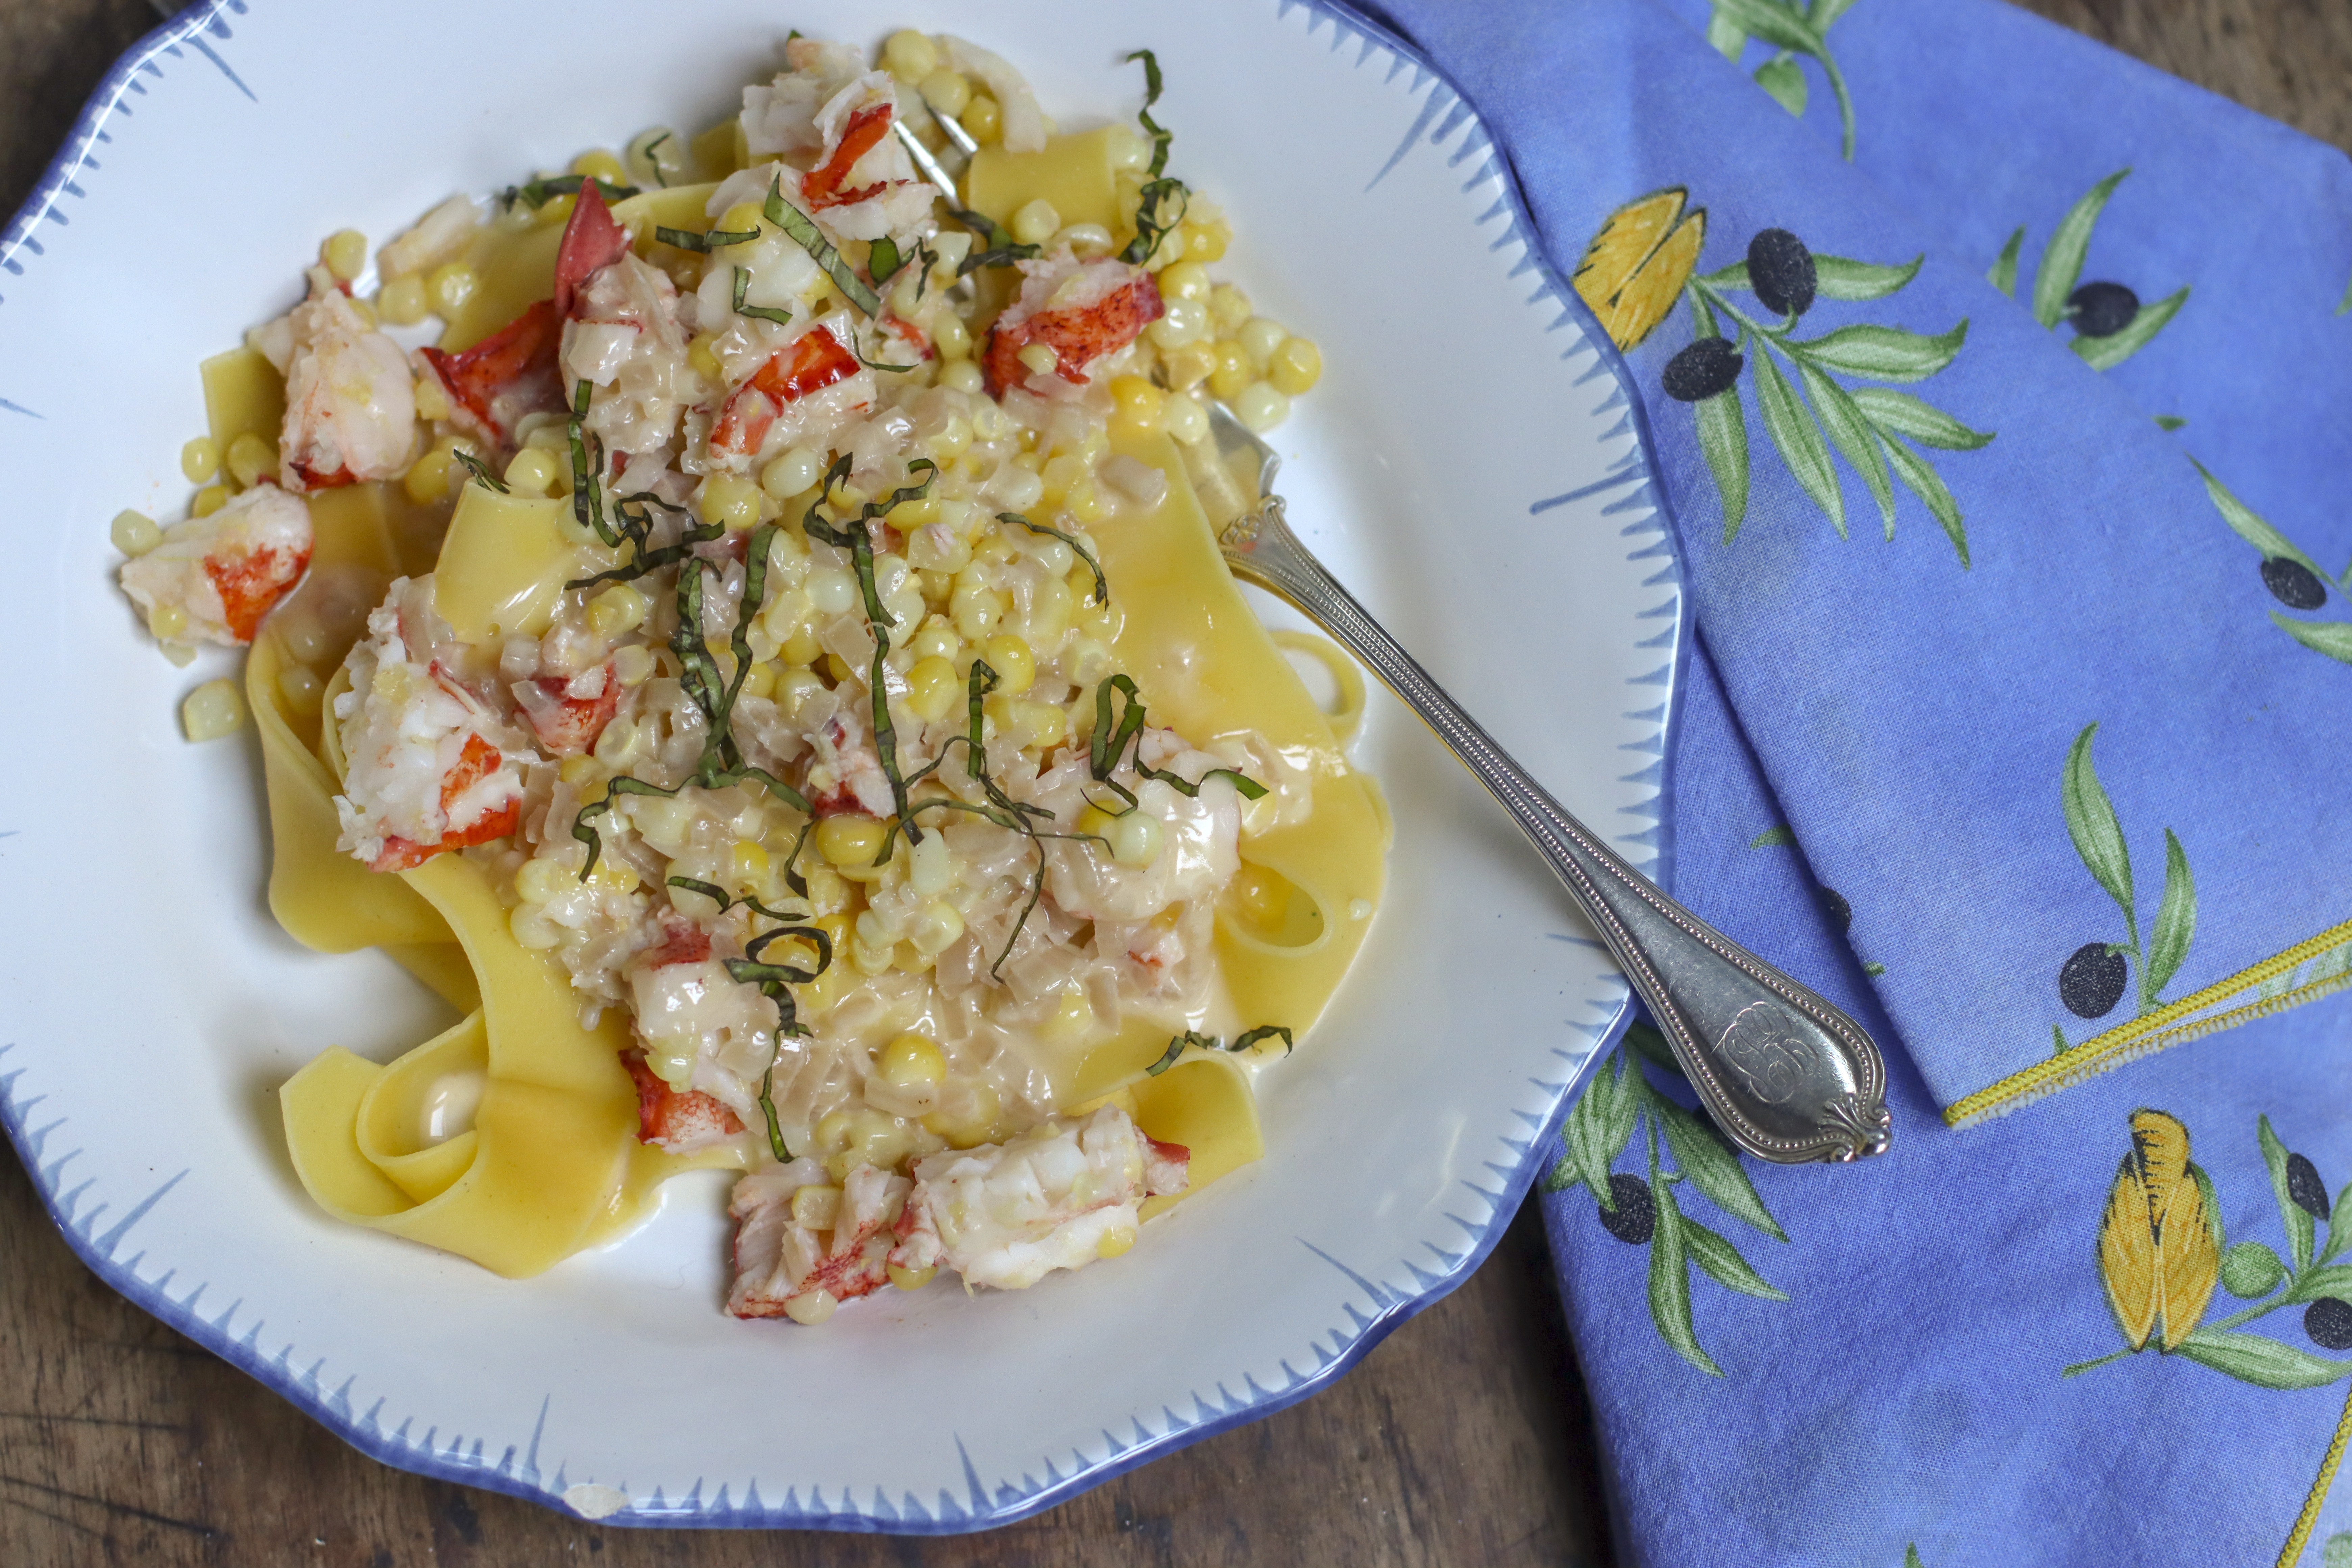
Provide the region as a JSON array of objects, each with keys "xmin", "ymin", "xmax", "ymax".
[{"xmin": 1331, "ymin": 0, "xmax": 2352, "ymax": 1560}]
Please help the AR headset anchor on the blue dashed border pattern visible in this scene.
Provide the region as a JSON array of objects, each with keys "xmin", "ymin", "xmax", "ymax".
[{"xmin": 0, "ymin": 0, "xmax": 1678, "ymax": 1533}]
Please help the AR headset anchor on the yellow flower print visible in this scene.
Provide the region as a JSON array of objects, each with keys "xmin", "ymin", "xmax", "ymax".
[
  {"xmin": 1573, "ymin": 188, "xmax": 1706, "ymax": 352},
  {"xmin": 2098, "ymin": 1109, "xmax": 2221, "ymax": 1352}
]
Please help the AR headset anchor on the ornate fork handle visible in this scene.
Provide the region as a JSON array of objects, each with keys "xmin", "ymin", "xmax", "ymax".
[{"xmin": 1223, "ymin": 498, "xmax": 1890, "ymax": 1163}]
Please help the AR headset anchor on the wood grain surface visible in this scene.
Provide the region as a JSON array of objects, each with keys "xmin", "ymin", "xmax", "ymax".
[{"xmin": 0, "ymin": 2, "xmax": 2338, "ymax": 1564}]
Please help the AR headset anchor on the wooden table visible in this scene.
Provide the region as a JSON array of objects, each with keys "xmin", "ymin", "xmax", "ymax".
[{"xmin": 1, "ymin": 3, "xmax": 2341, "ymax": 1563}]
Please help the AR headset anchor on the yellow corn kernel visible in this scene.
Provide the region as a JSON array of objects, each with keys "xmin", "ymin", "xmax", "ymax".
[
  {"xmin": 587, "ymin": 585, "xmax": 647, "ymax": 640},
  {"xmin": 887, "ymin": 1260, "xmax": 938, "ymax": 1291},
  {"xmin": 1096, "ymin": 1224, "xmax": 1138, "ymax": 1259},
  {"xmin": 1238, "ymin": 318, "xmax": 1289, "ymax": 375},
  {"xmin": 412, "ymin": 373, "xmax": 451, "ymax": 423},
  {"xmin": 961, "ymin": 94, "xmax": 1002, "ymax": 144},
  {"xmin": 1109, "ymin": 808, "xmax": 1164, "ymax": 866},
  {"xmin": 717, "ymin": 200, "xmax": 766, "ymax": 240},
  {"xmin": 1077, "ymin": 803, "xmax": 1119, "ymax": 840},
  {"xmin": 939, "ymin": 359, "xmax": 985, "ymax": 395},
  {"xmin": 1208, "ymin": 284, "xmax": 1253, "ymax": 337},
  {"xmin": 148, "ymin": 603, "xmax": 185, "ymax": 645},
  {"xmin": 994, "ymin": 697, "xmax": 1066, "ymax": 749},
  {"xmin": 883, "ymin": 28, "xmax": 939, "ymax": 80},
  {"xmin": 1009, "ymin": 198, "xmax": 1062, "ymax": 249},
  {"xmin": 346, "ymin": 297, "xmax": 381, "ymax": 331},
  {"xmin": 951, "ymin": 583, "xmax": 1005, "ymax": 642},
  {"xmin": 180, "ymin": 677, "xmax": 245, "ymax": 742},
  {"xmin": 179, "ymin": 436, "xmax": 221, "ymax": 484},
  {"xmin": 1156, "ymin": 260, "xmax": 1210, "ymax": 302},
  {"xmin": 1160, "ymin": 340, "xmax": 1217, "ymax": 393},
  {"xmin": 191, "ymin": 484, "xmax": 230, "ymax": 518},
  {"xmin": 504, "ymin": 448, "xmax": 560, "ymax": 497},
  {"xmin": 982, "ymin": 634, "xmax": 1035, "ymax": 694},
  {"xmin": 379, "ymin": 273, "xmax": 430, "ymax": 326},
  {"xmin": 1207, "ymin": 340, "xmax": 1253, "ymax": 401},
  {"xmin": 825, "ymin": 652, "xmax": 855, "ymax": 684},
  {"xmin": 276, "ymin": 663, "xmax": 324, "ymax": 718},
  {"xmin": 878, "ymin": 1032, "xmax": 947, "ymax": 1091},
  {"xmin": 1042, "ymin": 986, "xmax": 1095, "ymax": 1044},
  {"xmin": 402, "ymin": 443, "xmax": 456, "ymax": 504},
  {"xmin": 687, "ymin": 330, "xmax": 725, "ymax": 384},
  {"xmin": 570, "ymin": 149, "xmax": 629, "ymax": 185},
  {"xmin": 1180, "ymin": 220, "xmax": 1229, "ymax": 263},
  {"xmin": 777, "ymin": 622, "xmax": 821, "ymax": 666},
  {"xmin": 1017, "ymin": 342, "xmax": 1059, "ymax": 378},
  {"xmin": 911, "ymin": 620, "xmax": 961, "ymax": 663},
  {"xmin": 558, "ymin": 754, "xmax": 602, "ymax": 787},
  {"xmin": 905, "ymin": 656, "xmax": 961, "ymax": 724},
  {"xmin": 742, "ymin": 661, "xmax": 778, "ymax": 700},
  {"xmin": 1063, "ymin": 478, "xmax": 1108, "ymax": 525},
  {"xmin": 224, "ymin": 432, "xmax": 276, "ymax": 490},
  {"xmin": 427, "ymin": 262, "xmax": 478, "ymax": 317},
  {"xmin": 321, "ymin": 228, "xmax": 368, "ymax": 282},
  {"xmin": 890, "ymin": 495, "xmax": 943, "ymax": 530},
  {"xmin": 1234, "ymin": 381, "xmax": 1291, "ymax": 433},
  {"xmin": 1038, "ymin": 452, "xmax": 1087, "ymax": 506},
  {"xmin": 919, "ymin": 68, "xmax": 971, "ymax": 118},
  {"xmin": 760, "ymin": 445, "xmax": 823, "ymax": 499},
  {"xmin": 1270, "ymin": 336, "xmax": 1323, "ymax": 396},
  {"xmin": 816, "ymin": 814, "xmax": 889, "ymax": 867},
  {"xmin": 1108, "ymin": 375, "xmax": 1165, "ymax": 438},
  {"xmin": 923, "ymin": 1083, "xmax": 1002, "ymax": 1148},
  {"xmin": 536, "ymin": 191, "xmax": 577, "ymax": 227},
  {"xmin": 783, "ymin": 1289, "xmax": 838, "ymax": 1326},
  {"xmin": 612, "ymin": 643, "xmax": 657, "ymax": 688},
  {"xmin": 702, "ymin": 472, "xmax": 765, "ymax": 531},
  {"xmin": 1163, "ymin": 392, "xmax": 1209, "ymax": 446},
  {"xmin": 731, "ymin": 838, "xmax": 771, "ymax": 892},
  {"xmin": 111, "ymin": 510, "xmax": 161, "ymax": 557}
]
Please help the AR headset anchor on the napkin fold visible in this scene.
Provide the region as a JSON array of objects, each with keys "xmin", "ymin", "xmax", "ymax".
[{"xmin": 1328, "ymin": 0, "xmax": 2352, "ymax": 1561}]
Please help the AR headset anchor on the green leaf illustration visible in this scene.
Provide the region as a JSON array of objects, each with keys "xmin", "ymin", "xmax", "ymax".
[
  {"xmin": 2322, "ymin": 1531, "xmax": 2352, "ymax": 1568},
  {"xmin": 2291, "ymin": 1265, "xmax": 2352, "ymax": 1304},
  {"xmin": 2031, "ymin": 169, "xmax": 2130, "ymax": 330},
  {"xmin": 1540, "ymin": 1151, "xmax": 1579, "ymax": 1194},
  {"xmin": 1706, "ymin": 10, "xmax": 1748, "ymax": 58},
  {"xmin": 1810, "ymin": 0, "xmax": 1865, "ymax": 29},
  {"xmin": 1708, "ymin": 0, "xmax": 1821, "ymax": 55},
  {"xmin": 2144, "ymin": 828, "xmax": 2196, "ymax": 1000},
  {"xmin": 1754, "ymin": 55, "xmax": 1807, "ymax": 116},
  {"xmin": 2270, "ymin": 613, "xmax": 2352, "ymax": 666},
  {"xmin": 2154, "ymin": 415, "xmax": 2187, "ymax": 432},
  {"xmin": 2172, "ymin": 1326, "xmax": 2352, "ymax": 1390},
  {"xmin": 2192, "ymin": 460, "xmax": 2327, "ymax": 576},
  {"xmin": 1813, "ymin": 253, "xmax": 1924, "ymax": 302},
  {"xmin": 2071, "ymin": 285, "xmax": 2187, "ymax": 372},
  {"xmin": 2261, "ymin": 1116, "xmax": 2318, "ymax": 1273},
  {"xmin": 2221, "ymin": 1241, "xmax": 2287, "ymax": 1299},
  {"xmin": 1753, "ymin": 348, "xmax": 1844, "ymax": 535},
  {"xmin": 1648, "ymin": 1086, "xmax": 1789, "ymax": 1241},
  {"xmin": 1799, "ymin": 361, "xmax": 1896, "ymax": 536},
  {"xmin": 1749, "ymin": 826, "xmax": 1795, "ymax": 848},
  {"xmin": 1879, "ymin": 433, "xmax": 1970, "ymax": 566},
  {"xmin": 2325, "ymin": 1183, "xmax": 2352, "ymax": 1265},
  {"xmin": 1683, "ymin": 1217, "xmax": 1790, "ymax": 1301},
  {"xmin": 1694, "ymin": 308, "xmax": 1750, "ymax": 543},
  {"xmin": 1790, "ymin": 320, "xmax": 1969, "ymax": 383},
  {"xmin": 1989, "ymin": 227, "xmax": 2025, "ymax": 298},
  {"xmin": 1849, "ymin": 387, "xmax": 1994, "ymax": 450},
  {"xmin": 1646, "ymin": 1174, "xmax": 1722, "ymax": 1376},
  {"xmin": 1625, "ymin": 1022, "xmax": 1680, "ymax": 1075},
  {"xmin": 2337, "ymin": 266, "xmax": 2352, "ymax": 317},
  {"xmin": 1908, "ymin": 1546, "xmax": 1928, "ymax": 1568},
  {"xmin": 1552, "ymin": 1067, "xmax": 1610, "ymax": 1197},
  {"xmin": 2061, "ymin": 723, "xmax": 2135, "ymax": 926}
]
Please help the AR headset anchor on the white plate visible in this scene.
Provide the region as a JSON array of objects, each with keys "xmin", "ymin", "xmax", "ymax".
[{"xmin": 0, "ymin": 0, "xmax": 1678, "ymax": 1531}]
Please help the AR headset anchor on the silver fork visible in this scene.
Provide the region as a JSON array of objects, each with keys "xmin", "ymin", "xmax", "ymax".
[{"xmin": 1194, "ymin": 401, "xmax": 1892, "ymax": 1164}]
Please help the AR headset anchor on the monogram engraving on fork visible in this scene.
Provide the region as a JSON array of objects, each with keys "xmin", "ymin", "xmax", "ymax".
[{"xmin": 1713, "ymin": 1000, "xmax": 1817, "ymax": 1106}]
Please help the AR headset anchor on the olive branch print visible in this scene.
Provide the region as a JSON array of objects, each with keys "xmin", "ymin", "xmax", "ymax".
[
  {"xmin": 1989, "ymin": 169, "xmax": 2188, "ymax": 375},
  {"xmin": 2052, "ymin": 722, "xmax": 2196, "ymax": 1044},
  {"xmin": 2195, "ymin": 461, "xmax": 2352, "ymax": 666},
  {"xmin": 1703, "ymin": 0, "xmax": 1865, "ymax": 160},
  {"xmin": 1544, "ymin": 1024, "xmax": 1790, "ymax": 1377},
  {"xmin": 2064, "ymin": 1113, "xmax": 2352, "ymax": 1567}
]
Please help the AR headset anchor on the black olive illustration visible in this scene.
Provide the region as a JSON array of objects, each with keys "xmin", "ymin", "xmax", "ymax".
[
  {"xmin": 2066, "ymin": 282, "xmax": 2140, "ymax": 338},
  {"xmin": 1747, "ymin": 228, "xmax": 1816, "ymax": 317},
  {"xmin": 2262, "ymin": 557, "xmax": 2328, "ymax": 611},
  {"xmin": 1596, "ymin": 1172, "xmax": 1655, "ymax": 1245},
  {"xmin": 2059, "ymin": 942, "xmax": 2128, "ymax": 1019},
  {"xmin": 2307, "ymin": 1297, "xmax": 2352, "ymax": 1351},
  {"xmin": 1663, "ymin": 338, "xmax": 1743, "ymax": 402},
  {"xmin": 2289, "ymin": 1152, "xmax": 2332, "ymax": 1220},
  {"xmin": 1818, "ymin": 886, "xmax": 1852, "ymax": 933}
]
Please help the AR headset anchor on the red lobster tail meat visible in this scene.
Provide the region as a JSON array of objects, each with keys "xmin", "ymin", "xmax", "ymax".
[
  {"xmin": 709, "ymin": 326, "xmax": 863, "ymax": 456},
  {"xmin": 623, "ymin": 1050, "xmax": 746, "ymax": 1152},
  {"xmin": 553, "ymin": 182, "xmax": 634, "ymax": 318},
  {"xmin": 366, "ymin": 733, "xmax": 518, "ymax": 872},
  {"xmin": 983, "ymin": 269, "xmax": 1164, "ymax": 393},
  {"xmin": 202, "ymin": 529, "xmax": 313, "ymax": 642},
  {"xmin": 803, "ymin": 102, "xmax": 894, "ymax": 211},
  {"xmin": 418, "ymin": 300, "xmax": 566, "ymax": 446}
]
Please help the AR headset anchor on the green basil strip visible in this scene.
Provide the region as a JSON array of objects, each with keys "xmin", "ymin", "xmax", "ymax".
[
  {"xmin": 1120, "ymin": 177, "xmax": 1190, "ymax": 266},
  {"xmin": 571, "ymin": 775, "xmax": 681, "ymax": 879},
  {"xmin": 505, "ymin": 173, "xmax": 639, "ymax": 210},
  {"xmin": 1230, "ymin": 1025, "xmax": 1295, "ymax": 1057},
  {"xmin": 1123, "ymin": 48, "xmax": 1173, "ymax": 177},
  {"xmin": 450, "ymin": 446, "xmax": 509, "ymax": 494},
  {"xmin": 653, "ymin": 224, "xmax": 759, "ymax": 252},
  {"xmin": 732, "ymin": 265, "xmax": 796, "ymax": 327},
  {"xmin": 765, "ymin": 175, "xmax": 880, "ymax": 316},
  {"xmin": 568, "ymin": 379, "xmax": 619, "ymax": 547}
]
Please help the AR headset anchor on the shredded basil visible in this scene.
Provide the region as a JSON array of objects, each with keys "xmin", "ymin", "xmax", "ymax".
[
  {"xmin": 654, "ymin": 224, "xmax": 760, "ymax": 253},
  {"xmin": 658, "ymin": 874, "xmax": 834, "ymax": 1162},
  {"xmin": 566, "ymin": 494, "xmax": 719, "ymax": 590},
  {"xmin": 1089, "ymin": 674, "xmax": 1269, "ymax": 809},
  {"xmin": 567, "ymin": 379, "xmax": 618, "ymax": 547},
  {"xmin": 449, "ymin": 447, "xmax": 508, "ymax": 494},
  {"xmin": 1148, "ymin": 1024, "xmax": 1293, "ymax": 1076},
  {"xmin": 1232, "ymin": 1025, "xmax": 1295, "ymax": 1057},
  {"xmin": 999, "ymin": 512, "xmax": 1107, "ymax": 605},
  {"xmin": 1123, "ymin": 49, "xmax": 1173, "ymax": 178},
  {"xmin": 765, "ymin": 175, "xmax": 881, "ymax": 316},
  {"xmin": 1120, "ymin": 176, "xmax": 1190, "ymax": 266},
  {"xmin": 948, "ymin": 205, "xmax": 1042, "ymax": 275},
  {"xmin": 641, "ymin": 131, "xmax": 673, "ymax": 188},
  {"xmin": 503, "ymin": 173, "xmax": 639, "ymax": 210},
  {"xmin": 731, "ymin": 265, "xmax": 796, "ymax": 327}
]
